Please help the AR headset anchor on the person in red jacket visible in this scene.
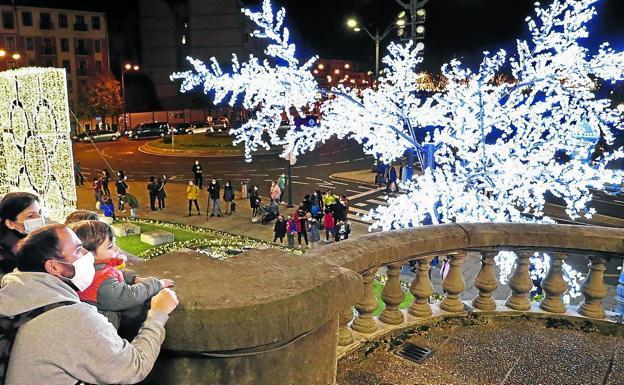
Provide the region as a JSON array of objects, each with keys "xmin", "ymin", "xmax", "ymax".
[
  {"xmin": 68, "ymin": 220, "xmax": 174, "ymax": 336},
  {"xmin": 323, "ymin": 208, "xmax": 335, "ymax": 243}
]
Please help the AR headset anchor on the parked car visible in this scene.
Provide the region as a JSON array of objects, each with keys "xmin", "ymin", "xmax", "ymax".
[
  {"xmin": 127, "ymin": 122, "xmax": 169, "ymax": 140},
  {"xmin": 169, "ymin": 122, "xmax": 193, "ymax": 135},
  {"xmin": 187, "ymin": 121, "xmax": 213, "ymax": 134},
  {"xmin": 212, "ymin": 117, "xmax": 229, "ymax": 129},
  {"xmin": 72, "ymin": 129, "xmax": 121, "ymax": 142}
]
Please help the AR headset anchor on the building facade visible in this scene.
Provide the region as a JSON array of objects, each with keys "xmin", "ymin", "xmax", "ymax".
[
  {"xmin": 139, "ymin": 0, "xmax": 260, "ymax": 110},
  {"xmin": 0, "ymin": 3, "xmax": 109, "ymax": 108}
]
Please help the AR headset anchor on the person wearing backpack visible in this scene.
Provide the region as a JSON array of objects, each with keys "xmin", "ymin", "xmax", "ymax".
[{"xmin": 0, "ymin": 224, "xmax": 178, "ymax": 385}]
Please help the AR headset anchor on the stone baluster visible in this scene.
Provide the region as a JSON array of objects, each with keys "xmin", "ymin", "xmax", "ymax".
[
  {"xmin": 540, "ymin": 252, "xmax": 568, "ymax": 313},
  {"xmin": 352, "ymin": 268, "xmax": 379, "ymax": 334},
  {"xmin": 578, "ymin": 256, "xmax": 608, "ymax": 319},
  {"xmin": 408, "ymin": 257, "xmax": 434, "ymax": 318},
  {"xmin": 440, "ymin": 252, "xmax": 466, "ymax": 313},
  {"xmin": 505, "ymin": 251, "xmax": 534, "ymax": 311},
  {"xmin": 379, "ymin": 263, "xmax": 405, "ymax": 325},
  {"xmin": 337, "ymin": 307, "xmax": 355, "ymax": 346},
  {"xmin": 472, "ymin": 251, "xmax": 498, "ymax": 311}
]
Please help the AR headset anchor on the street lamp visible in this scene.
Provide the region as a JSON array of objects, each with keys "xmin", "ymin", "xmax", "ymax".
[
  {"xmin": 121, "ymin": 63, "xmax": 140, "ymax": 132},
  {"xmin": 346, "ymin": 14, "xmax": 405, "ymax": 78}
]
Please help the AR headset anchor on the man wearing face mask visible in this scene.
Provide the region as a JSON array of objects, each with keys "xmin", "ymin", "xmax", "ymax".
[
  {"xmin": 0, "ymin": 224, "xmax": 179, "ymax": 385},
  {"xmin": 192, "ymin": 160, "xmax": 203, "ymax": 189},
  {"xmin": 0, "ymin": 192, "xmax": 44, "ymax": 278}
]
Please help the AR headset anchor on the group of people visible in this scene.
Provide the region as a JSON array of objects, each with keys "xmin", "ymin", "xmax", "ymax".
[
  {"xmin": 186, "ymin": 178, "xmax": 236, "ymax": 217},
  {"xmin": 89, "ymin": 169, "xmax": 141, "ymax": 221},
  {"xmin": 375, "ymin": 161, "xmax": 403, "ymax": 193},
  {"xmin": 0, "ymin": 191, "xmax": 178, "ymax": 384},
  {"xmin": 271, "ymin": 189, "xmax": 352, "ymax": 249}
]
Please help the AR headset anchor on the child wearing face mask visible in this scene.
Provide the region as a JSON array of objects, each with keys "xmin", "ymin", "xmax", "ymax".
[{"xmin": 68, "ymin": 220, "xmax": 174, "ymax": 335}]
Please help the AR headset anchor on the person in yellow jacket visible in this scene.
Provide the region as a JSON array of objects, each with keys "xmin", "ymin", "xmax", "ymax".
[{"xmin": 186, "ymin": 180, "xmax": 201, "ymax": 216}]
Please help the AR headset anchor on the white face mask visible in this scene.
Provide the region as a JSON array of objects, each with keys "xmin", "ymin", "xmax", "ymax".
[
  {"xmin": 65, "ymin": 251, "xmax": 96, "ymax": 292},
  {"xmin": 13, "ymin": 216, "xmax": 46, "ymax": 235}
]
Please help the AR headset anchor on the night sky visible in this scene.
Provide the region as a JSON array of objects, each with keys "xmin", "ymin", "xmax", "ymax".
[{"xmin": 241, "ymin": 0, "xmax": 624, "ymax": 72}]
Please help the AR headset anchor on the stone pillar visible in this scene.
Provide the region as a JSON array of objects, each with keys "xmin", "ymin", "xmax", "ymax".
[
  {"xmin": 578, "ymin": 256, "xmax": 608, "ymax": 319},
  {"xmin": 540, "ymin": 252, "xmax": 568, "ymax": 313},
  {"xmin": 505, "ymin": 251, "xmax": 534, "ymax": 311},
  {"xmin": 472, "ymin": 251, "xmax": 498, "ymax": 311},
  {"xmin": 408, "ymin": 257, "xmax": 433, "ymax": 318},
  {"xmin": 352, "ymin": 268, "xmax": 379, "ymax": 334},
  {"xmin": 440, "ymin": 252, "xmax": 466, "ymax": 313},
  {"xmin": 337, "ymin": 307, "xmax": 355, "ymax": 346},
  {"xmin": 379, "ymin": 263, "xmax": 405, "ymax": 325}
]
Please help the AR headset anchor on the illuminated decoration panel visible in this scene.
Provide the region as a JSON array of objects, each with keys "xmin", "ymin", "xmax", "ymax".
[{"xmin": 0, "ymin": 67, "xmax": 76, "ymax": 222}]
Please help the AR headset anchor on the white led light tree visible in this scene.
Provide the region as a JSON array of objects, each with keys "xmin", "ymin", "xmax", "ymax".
[{"xmin": 172, "ymin": 0, "xmax": 623, "ymax": 233}]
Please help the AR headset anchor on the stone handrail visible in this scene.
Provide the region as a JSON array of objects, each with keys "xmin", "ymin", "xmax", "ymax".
[{"xmin": 305, "ymin": 223, "xmax": 624, "ymax": 348}]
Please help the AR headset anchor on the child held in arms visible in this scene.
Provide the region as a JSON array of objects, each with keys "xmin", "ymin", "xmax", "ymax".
[{"xmin": 68, "ymin": 220, "xmax": 174, "ymax": 336}]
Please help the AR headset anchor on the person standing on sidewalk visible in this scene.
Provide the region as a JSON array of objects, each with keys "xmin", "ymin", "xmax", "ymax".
[
  {"xmin": 186, "ymin": 180, "xmax": 200, "ymax": 216},
  {"xmin": 273, "ymin": 215, "xmax": 286, "ymax": 243},
  {"xmin": 223, "ymin": 180, "xmax": 235, "ymax": 215},
  {"xmin": 286, "ymin": 215, "xmax": 296, "ymax": 248},
  {"xmin": 207, "ymin": 179, "xmax": 222, "ymax": 217},
  {"xmin": 92, "ymin": 176, "xmax": 103, "ymax": 206},
  {"xmin": 125, "ymin": 192, "xmax": 139, "ymax": 219},
  {"xmin": 157, "ymin": 175, "xmax": 167, "ymax": 210},
  {"xmin": 277, "ymin": 174, "xmax": 286, "ymax": 204},
  {"xmin": 192, "ymin": 160, "xmax": 203, "ymax": 189},
  {"xmin": 147, "ymin": 176, "xmax": 158, "ymax": 211},
  {"xmin": 74, "ymin": 161, "xmax": 85, "ymax": 186},
  {"xmin": 270, "ymin": 181, "xmax": 281, "ymax": 204},
  {"xmin": 249, "ymin": 185, "xmax": 260, "ymax": 220},
  {"xmin": 102, "ymin": 169, "xmax": 110, "ymax": 197},
  {"xmin": 294, "ymin": 206, "xmax": 308, "ymax": 248},
  {"xmin": 115, "ymin": 175, "xmax": 128, "ymax": 212}
]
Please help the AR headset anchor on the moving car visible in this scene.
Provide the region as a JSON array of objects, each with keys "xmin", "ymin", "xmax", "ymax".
[
  {"xmin": 127, "ymin": 122, "xmax": 169, "ymax": 140},
  {"xmin": 72, "ymin": 129, "xmax": 121, "ymax": 142}
]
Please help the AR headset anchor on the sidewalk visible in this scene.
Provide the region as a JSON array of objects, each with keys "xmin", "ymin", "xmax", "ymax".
[{"xmin": 75, "ymin": 181, "xmax": 369, "ymax": 244}]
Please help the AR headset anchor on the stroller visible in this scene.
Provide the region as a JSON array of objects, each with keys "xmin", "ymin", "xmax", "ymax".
[{"xmin": 258, "ymin": 200, "xmax": 280, "ymax": 225}]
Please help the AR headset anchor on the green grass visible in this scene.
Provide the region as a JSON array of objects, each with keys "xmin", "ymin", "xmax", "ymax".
[
  {"xmin": 150, "ymin": 135, "xmax": 241, "ymax": 151},
  {"xmin": 115, "ymin": 222, "xmax": 216, "ymax": 256},
  {"xmin": 372, "ymin": 280, "xmax": 415, "ymax": 316}
]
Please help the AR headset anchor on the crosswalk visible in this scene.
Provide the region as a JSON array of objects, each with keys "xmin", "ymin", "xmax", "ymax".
[{"xmin": 345, "ymin": 186, "xmax": 401, "ymax": 225}]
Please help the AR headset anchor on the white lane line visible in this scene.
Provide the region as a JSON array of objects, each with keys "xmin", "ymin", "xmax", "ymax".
[
  {"xmin": 347, "ymin": 187, "xmax": 385, "ymax": 200},
  {"xmin": 291, "ymin": 175, "xmax": 300, "ymax": 178},
  {"xmin": 241, "ymin": 169, "xmax": 257, "ymax": 172},
  {"xmin": 349, "ymin": 206, "xmax": 371, "ymax": 215},
  {"xmin": 250, "ymin": 173, "xmax": 269, "ymax": 176},
  {"xmin": 293, "ymin": 165, "xmax": 308, "ymax": 169},
  {"xmin": 367, "ymin": 199, "xmax": 388, "ymax": 205},
  {"xmin": 267, "ymin": 168, "xmax": 283, "ymax": 171},
  {"xmin": 353, "ymin": 157, "xmax": 366, "ymax": 161},
  {"xmin": 305, "ymin": 177, "xmax": 324, "ymax": 181},
  {"xmin": 359, "ymin": 185, "xmax": 374, "ymax": 190},
  {"xmin": 292, "ymin": 181, "xmax": 309, "ymax": 185},
  {"xmin": 224, "ymin": 173, "xmax": 242, "ymax": 176},
  {"xmin": 346, "ymin": 189, "xmax": 361, "ymax": 194},
  {"xmin": 331, "ymin": 181, "xmax": 348, "ymax": 186},
  {"xmin": 315, "ymin": 163, "xmax": 331, "ymax": 166},
  {"xmin": 354, "ymin": 202, "xmax": 368, "ymax": 207},
  {"xmin": 335, "ymin": 160, "xmax": 350, "ymax": 164}
]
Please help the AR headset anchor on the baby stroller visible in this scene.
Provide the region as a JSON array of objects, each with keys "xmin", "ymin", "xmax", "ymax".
[{"xmin": 258, "ymin": 200, "xmax": 280, "ymax": 225}]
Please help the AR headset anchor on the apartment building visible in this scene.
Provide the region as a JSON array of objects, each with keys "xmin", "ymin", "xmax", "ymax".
[{"xmin": 0, "ymin": 3, "xmax": 109, "ymax": 107}]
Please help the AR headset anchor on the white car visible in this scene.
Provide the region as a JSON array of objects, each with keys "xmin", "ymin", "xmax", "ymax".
[{"xmin": 187, "ymin": 123, "xmax": 213, "ymax": 134}]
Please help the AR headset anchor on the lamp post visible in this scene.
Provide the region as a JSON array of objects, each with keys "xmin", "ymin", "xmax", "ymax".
[
  {"xmin": 121, "ymin": 63, "xmax": 140, "ymax": 132},
  {"xmin": 346, "ymin": 15, "xmax": 405, "ymax": 79}
]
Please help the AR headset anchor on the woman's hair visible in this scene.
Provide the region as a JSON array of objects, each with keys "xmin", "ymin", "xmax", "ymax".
[
  {"xmin": 0, "ymin": 192, "xmax": 40, "ymax": 231},
  {"xmin": 64, "ymin": 210, "xmax": 100, "ymax": 224},
  {"xmin": 67, "ymin": 220, "xmax": 114, "ymax": 252}
]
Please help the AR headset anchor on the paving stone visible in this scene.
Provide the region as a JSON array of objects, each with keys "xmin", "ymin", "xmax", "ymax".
[
  {"xmin": 140, "ymin": 230, "xmax": 174, "ymax": 245},
  {"xmin": 111, "ymin": 222, "xmax": 141, "ymax": 237}
]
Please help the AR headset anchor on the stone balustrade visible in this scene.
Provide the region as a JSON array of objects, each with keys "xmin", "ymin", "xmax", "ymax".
[{"xmin": 306, "ymin": 223, "xmax": 624, "ymax": 354}]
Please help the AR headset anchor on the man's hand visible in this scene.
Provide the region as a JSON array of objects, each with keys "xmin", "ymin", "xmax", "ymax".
[
  {"xmin": 160, "ymin": 279, "xmax": 175, "ymax": 288},
  {"xmin": 151, "ymin": 288, "xmax": 179, "ymax": 315}
]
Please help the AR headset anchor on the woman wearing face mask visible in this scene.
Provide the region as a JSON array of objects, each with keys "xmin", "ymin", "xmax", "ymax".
[{"xmin": 0, "ymin": 192, "xmax": 43, "ymax": 277}]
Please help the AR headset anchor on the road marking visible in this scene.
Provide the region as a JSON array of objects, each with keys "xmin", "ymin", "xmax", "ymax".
[
  {"xmin": 349, "ymin": 206, "xmax": 372, "ymax": 215},
  {"xmin": 335, "ymin": 160, "xmax": 350, "ymax": 164},
  {"xmin": 354, "ymin": 202, "xmax": 368, "ymax": 207},
  {"xmin": 331, "ymin": 181, "xmax": 348, "ymax": 186},
  {"xmin": 241, "ymin": 169, "xmax": 257, "ymax": 172},
  {"xmin": 267, "ymin": 168, "xmax": 283, "ymax": 171},
  {"xmin": 358, "ymin": 185, "xmax": 374, "ymax": 190},
  {"xmin": 347, "ymin": 187, "xmax": 385, "ymax": 200},
  {"xmin": 354, "ymin": 157, "xmax": 366, "ymax": 161},
  {"xmin": 305, "ymin": 177, "xmax": 324, "ymax": 181},
  {"xmin": 292, "ymin": 181, "xmax": 309, "ymax": 185},
  {"xmin": 346, "ymin": 189, "xmax": 361, "ymax": 194},
  {"xmin": 293, "ymin": 165, "xmax": 308, "ymax": 169},
  {"xmin": 315, "ymin": 163, "xmax": 331, "ymax": 166},
  {"xmin": 250, "ymin": 174, "xmax": 269, "ymax": 176},
  {"xmin": 367, "ymin": 199, "xmax": 389, "ymax": 206},
  {"xmin": 224, "ymin": 173, "xmax": 242, "ymax": 176}
]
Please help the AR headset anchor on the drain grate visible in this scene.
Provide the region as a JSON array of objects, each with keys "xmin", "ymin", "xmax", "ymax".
[{"xmin": 396, "ymin": 342, "xmax": 434, "ymax": 364}]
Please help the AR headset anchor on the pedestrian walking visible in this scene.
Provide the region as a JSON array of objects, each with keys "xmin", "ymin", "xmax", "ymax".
[
  {"xmin": 249, "ymin": 185, "xmax": 260, "ymax": 220},
  {"xmin": 102, "ymin": 169, "xmax": 110, "ymax": 196},
  {"xmin": 157, "ymin": 175, "xmax": 167, "ymax": 210},
  {"xmin": 270, "ymin": 181, "xmax": 281, "ymax": 204},
  {"xmin": 277, "ymin": 173, "xmax": 286, "ymax": 203},
  {"xmin": 125, "ymin": 192, "xmax": 139, "ymax": 219},
  {"xmin": 115, "ymin": 175, "xmax": 128, "ymax": 212},
  {"xmin": 207, "ymin": 179, "xmax": 222, "ymax": 217},
  {"xmin": 323, "ymin": 208, "xmax": 335, "ymax": 243},
  {"xmin": 92, "ymin": 176, "xmax": 102, "ymax": 205},
  {"xmin": 306, "ymin": 213, "xmax": 320, "ymax": 247},
  {"xmin": 74, "ymin": 161, "xmax": 85, "ymax": 186},
  {"xmin": 147, "ymin": 176, "xmax": 158, "ymax": 211},
  {"xmin": 294, "ymin": 206, "xmax": 308, "ymax": 248},
  {"xmin": 273, "ymin": 215, "xmax": 286, "ymax": 243},
  {"xmin": 223, "ymin": 180, "xmax": 235, "ymax": 215},
  {"xmin": 192, "ymin": 160, "xmax": 203, "ymax": 189},
  {"xmin": 186, "ymin": 180, "xmax": 200, "ymax": 216},
  {"xmin": 286, "ymin": 215, "xmax": 296, "ymax": 248}
]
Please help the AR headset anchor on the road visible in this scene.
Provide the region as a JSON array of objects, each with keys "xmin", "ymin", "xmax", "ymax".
[{"xmin": 73, "ymin": 136, "xmax": 624, "ymax": 227}]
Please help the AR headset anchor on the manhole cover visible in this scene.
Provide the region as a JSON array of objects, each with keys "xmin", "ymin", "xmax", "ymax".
[{"xmin": 396, "ymin": 342, "xmax": 434, "ymax": 364}]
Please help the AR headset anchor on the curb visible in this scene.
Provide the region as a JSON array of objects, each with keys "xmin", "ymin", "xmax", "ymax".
[{"xmin": 138, "ymin": 141, "xmax": 282, "ymax": 158}]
